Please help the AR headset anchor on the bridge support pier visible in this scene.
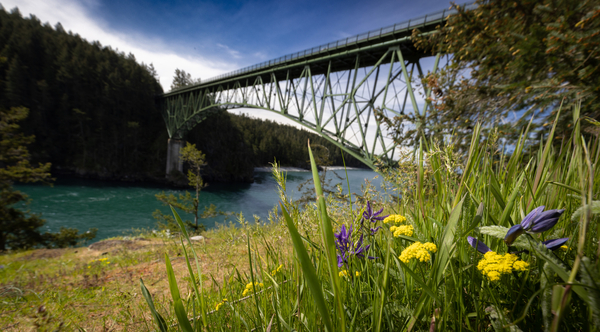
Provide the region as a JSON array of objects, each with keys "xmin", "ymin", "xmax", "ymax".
[{"xmin": 166, "ymin": 138, "xmax": 184, "ymax": 177}]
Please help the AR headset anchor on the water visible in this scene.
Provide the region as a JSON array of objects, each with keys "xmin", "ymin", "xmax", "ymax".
[{"xmin": 14, "ymin": 168, "xmax": 382, "ymax": 242}]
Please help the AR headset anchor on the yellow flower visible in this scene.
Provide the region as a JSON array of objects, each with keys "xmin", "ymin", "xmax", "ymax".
[
  {"xmin": 383, "ymin": 214, "xmax": 407, "ymax": 224},
  {"xmin": 355, "ymin": 271, "xmax": 361, "ymax": 277},
  {"xmin": 390, "ymin": 225, "xmax": 414, "ymax": 237},
  {"xmin": 399, "ymin": 242, "xmax": 437, "ymax": 263},
  {"xmin": 560, "ymin": 245, "xmax": 569, "ymax": 251},
  {"xmin": 339, "ymin": 270, "xmax": 349, "ymax": 277},
  {"xmin": 271, "ymin": 264, "xmax": 284, "ymax": 276},
  {"xmin": 242, "ymin": 282, "xmax": 262, "ymax": 296},
  {"xmin": 477, "ymin": 251, "xmax": 529, "ymax": 281}
]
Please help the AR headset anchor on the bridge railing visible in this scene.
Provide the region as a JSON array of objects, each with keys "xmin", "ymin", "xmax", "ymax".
[{"xmin": 170, "ymin": 2, "xmax": 476, "ymax": 92}]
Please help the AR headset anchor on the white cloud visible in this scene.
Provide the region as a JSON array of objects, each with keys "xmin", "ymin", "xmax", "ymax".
[{"xmin": 1, "ymin": 0, "xmax": 237, "ymax": 90}]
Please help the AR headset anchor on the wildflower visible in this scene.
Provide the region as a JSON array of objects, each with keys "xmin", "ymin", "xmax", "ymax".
[
  {"xmin": 242, "ymin": 282, "xmax": 262, "ymax": 297},
  {"xmin": 339, "ymin": 270, "xmax": 349, "ymax": 277},
  {"xmin": 560, "ymin": 245, "xmax": 569, "ymax": 251},
  {"xmin": 334, "ymin": 225, "xmax": 376, "ymax": 268},
  {"xmin": 363, "ymin": 201, "xmax": 388, "ymax": 223},
  {"xmin": 355, "ymin": 271, "xmax": 361, "ymax": 277},
  {"xmin": 542, "ymin": 238, "xmax": 569, "ymax": 251},
  {"xmin": 271, "ymin": 264, "xmax": 284, "ymax": 276},
  {"xmin": 390, "ymin": 225, "xmax": 414, "ymax": 237},
  {"xmin": 399, "ymin": 242, "xmax": 437, "ymax": 263},
  {"xmin": 467, "ymin": 236, "xmax": 492, "ymax": 254},
  {"xmin": 504, "ymin": 206, "xmax": 565, "ymax": 245},
  {"xmin": 383, "ymin": 214, "xmax": 407, "ymax": 224},
  {"xmin": 477, "ymin": 251, "xmax": 529, "ymax": 281},
  {"xmin": 215, "ymin": 298, "xmax": 228, "ymax": 311}
]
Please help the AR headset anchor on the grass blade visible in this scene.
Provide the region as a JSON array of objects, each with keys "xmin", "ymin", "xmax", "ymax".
[
  {"xmin": 165, "ymin": 253, "xmax": 194, "ymax": 332},
  {"xmin": 280, "ymin": 202, "xmax": 333, "ymax": 332},
  {"xmin": 140, "ymin": 278, "xmax": 168, "ymax": 332}
]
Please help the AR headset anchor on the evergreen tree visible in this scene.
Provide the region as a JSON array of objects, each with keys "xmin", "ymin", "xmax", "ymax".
[
  {"xmin": 0, "ymin": 107, "xmax": 97, "ymax": 250},
  {"xmin": 171, "ymin": 69, "xmax": 195, "ymax": 90}
]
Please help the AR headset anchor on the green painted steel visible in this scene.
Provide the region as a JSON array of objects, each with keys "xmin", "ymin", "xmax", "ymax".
[{"xmin": 158, "ymin": 3, "xmax": 476, "ymax": 169}]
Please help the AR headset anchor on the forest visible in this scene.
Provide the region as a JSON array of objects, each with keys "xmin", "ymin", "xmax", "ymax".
[{"xmin": 0, "ymin": 7, "xmax": 364, "ymax": 185}]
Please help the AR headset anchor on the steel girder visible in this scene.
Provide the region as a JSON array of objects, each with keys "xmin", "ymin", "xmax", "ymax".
[{"xmin": 160, "ymin": 47, "xmax": 443, "ymax": 170}]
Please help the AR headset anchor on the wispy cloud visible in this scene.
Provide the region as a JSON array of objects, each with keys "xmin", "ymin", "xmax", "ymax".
[
  {"xmin": 1, "ymin": 0, "xmax": 237, "ymax": 90},
  {"xmin": 216, "ymin": 43, "xmax": 242, "ymax": 59}
]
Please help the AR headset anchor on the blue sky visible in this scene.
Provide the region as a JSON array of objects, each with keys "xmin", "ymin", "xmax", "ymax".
[{"xmin": 3, "ymin": 0, "xmax": 456, "ymax": 90}]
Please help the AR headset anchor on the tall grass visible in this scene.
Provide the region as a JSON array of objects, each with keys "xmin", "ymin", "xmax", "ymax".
[{"xmin": 141, "ymin": 103, "xmax": 600, "ymax": 331}]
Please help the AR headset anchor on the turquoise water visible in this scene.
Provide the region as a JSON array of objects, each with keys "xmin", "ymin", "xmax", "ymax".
[{"xmin": 14, "ymin": 169, "xmax": 382, "ymax": 242}]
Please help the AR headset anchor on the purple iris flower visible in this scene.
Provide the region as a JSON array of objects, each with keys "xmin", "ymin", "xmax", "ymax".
[
  {"xmin": 363, "ymin": 201, "xmax": 388, "ymax": 223},
  {"xmin": 542, "ymin": 238, "xmax": 569, "ymax": 251},
  {"xmin": 334, "ymin": 224, "xmax": 376, "ymax": 267},
  {"xmin": 467, "ymin": 236, "xmax": 491, "ymax": 254},
  {"xmin": 504, "ymin": 206, "xmax": 565, "ymax": 245}
]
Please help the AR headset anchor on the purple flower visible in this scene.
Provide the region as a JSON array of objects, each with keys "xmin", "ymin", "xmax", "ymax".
[
  {"xmin": 530, "ymin": 209, "xmax": 565, "ymax": 232},
  {"xmin": 363, "ymin": 201, "xmax": 388, "ymax": 223},
  {"xmin": 467, "ymin": 236, "xmax": 491, "ymax": 254},
  {"xmin": 334, "ymin": 224, "xmax": 376, "ymax": 268},
  {"xmin": 504, "ymin": 206, "xmax": 565, "ymax": 245},
  {"xmin": 504, "ymin": 224, "xmax": 525, "ymax": 246},
  {"xmin": 542, "ymin": 238, "xmax": 569, "ymax": 251},
  {"xmin": 370, "ymin": 227, "xmax": 382, "ymax": 235}
]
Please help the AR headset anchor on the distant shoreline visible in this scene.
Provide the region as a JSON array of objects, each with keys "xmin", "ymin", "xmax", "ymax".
[{"xmin": 254, "ymin": 166, "xmax": 368, "ymax": 172}]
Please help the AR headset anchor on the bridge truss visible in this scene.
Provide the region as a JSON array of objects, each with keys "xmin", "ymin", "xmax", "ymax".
[{"xmin": 159, "ymin": 5, "xmax": 474, "ymax": 170}]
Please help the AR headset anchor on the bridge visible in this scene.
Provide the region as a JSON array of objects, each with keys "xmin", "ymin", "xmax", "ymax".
[{"xmin": 159, "ymin": 3, "xmax": 476, "ymax": 173}]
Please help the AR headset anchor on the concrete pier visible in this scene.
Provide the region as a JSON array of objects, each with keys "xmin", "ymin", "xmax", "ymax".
[{"xmin": 166, "ymin": 138, "xmax": 184, "ymax": 176}]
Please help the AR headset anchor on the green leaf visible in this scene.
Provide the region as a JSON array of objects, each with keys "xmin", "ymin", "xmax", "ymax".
[
  {"xmin": 308, "ymin": 141, "xmax": 345, "ymax": 331},
  {"xmin": 171, "ymin": 206, "xmax": 208, "ymax": 327},
  {"xmin": 571, "ymin": 201, "xmax": 600, "ymax": 221},
  {"xmin": 499, "ymin": 172, "xmax": 525, "ymax": 227},
  {"xmin": 165, "ymin": 254, "xmax": 194, "ymax": 332},
  {"xmin": 280, "ymin": 202, "xmax": 333, "ymax": 332},
  {"xmin": 140, "ymin": 279, "xmax": 168, "ymax": 332},
  {"xmin": 434, "ymin": 196, "xmax": 464, "ymax": 285},
  {"xmin": 531, "ymin": 241, "xmax": 589, "ymax": 303}
]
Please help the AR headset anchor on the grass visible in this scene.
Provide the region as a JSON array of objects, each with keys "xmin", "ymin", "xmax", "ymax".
[
  {"xmin": 141, "ymin": 104, "xmax": 600, "ymax": 331},
  {"xmin": 2, "ymin": 104, "xmax": 599, "ymax": 331},
  {"xmin": 0, "ymin": 222, "xmax": 292, "ymax": 331}
]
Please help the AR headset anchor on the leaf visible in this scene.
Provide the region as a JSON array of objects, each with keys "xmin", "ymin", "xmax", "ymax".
[
  {"xmin": 308, "ymin": 141, "xmax": 345, "ymax": 331},
  {"xmin": 165, "ymin": 254, "xmax": 194, "ymax": 332},
  {"xmin": 571, "ymin": 201, "xmax": 600, "ymax": 221},
  {"xmin": 499, "ymin": 172, "xmax": 525, "ymax": 226},
  {"xmin": 280, "ymin": 202, "xmax": 333, "ymax": 332},
  {"xmin": 478, "ymin": 225, "xmax": 510, "ymax": 240},
  {"xmin": 140, "ymin": 279, "xmax": 168, "ymax": 332},
  {"xmin": 580, "ymin": 257, "xmax": 600, "ymax": 326},
  {"xmin": 486, "ymin": 306, "xmax": 523, "ymax": 332},
  {"xmin": 434, "ymin": 196, "xmax": 464, "ymax": 285},
  {"xmin": 531, "ymin": 241, "xmax": 589, "ymax": 303}
]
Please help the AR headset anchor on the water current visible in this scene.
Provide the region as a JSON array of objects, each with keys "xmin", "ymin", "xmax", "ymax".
[{"xmin": 14, "ymin": 168, "xmax": 382, "ymax": 243}]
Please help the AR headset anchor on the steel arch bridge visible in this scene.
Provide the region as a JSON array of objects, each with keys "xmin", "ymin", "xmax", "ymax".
[{"xmin": 159, "ymin": 4, "xmax": 475, "ymax": 171}]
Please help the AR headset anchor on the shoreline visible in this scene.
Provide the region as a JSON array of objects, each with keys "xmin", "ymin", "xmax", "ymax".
[{"xmin": 254, "ymin": 166, "xmax": 368, "ymax": 172}]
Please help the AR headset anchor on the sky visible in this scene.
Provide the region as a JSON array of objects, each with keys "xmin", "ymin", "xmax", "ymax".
[{"xmin": 1, "ymin": 0, "xmax": 457, "ymax": 127}]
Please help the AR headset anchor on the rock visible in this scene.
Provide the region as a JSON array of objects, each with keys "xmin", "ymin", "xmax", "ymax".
[{"xmin": 190, "ymin": 235, "xmax": 204, "ymax": 241}]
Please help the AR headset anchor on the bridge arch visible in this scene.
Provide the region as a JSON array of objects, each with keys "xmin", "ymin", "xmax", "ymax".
[{"xmin": 159, "ymin": 4, "xmax": 474, "ymax": 173}]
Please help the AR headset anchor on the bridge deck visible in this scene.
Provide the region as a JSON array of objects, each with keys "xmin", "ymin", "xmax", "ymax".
[{"xmin": 162, "ymin": 4, "xmax": 476, "ymax": 97}]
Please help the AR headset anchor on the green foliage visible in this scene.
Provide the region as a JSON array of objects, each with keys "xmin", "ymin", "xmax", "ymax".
[
  {"xmin": 0, "ymin": 107, "xmax": 96, "ymax": 250},
  {"xmin": 170, "ymin": 68, "xmax": 200, "ymax": 90},
  {"xmin": 154, "ymin": 143, "xmax": 229, "ymax": 234},
  {"xmin": 43, "ymin": 227, "xmax": 98, "ymax": 249},
  {"xmin": 0, "ymin": 8, "xmax": 165, "ymax": 178},
  {"xmin": 397, "ymin": 0, "xmax": 600, "ymax": 149},
  {"xmin": 143, "ymin": 101, "xmax": 600, "ymax": 331}
]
